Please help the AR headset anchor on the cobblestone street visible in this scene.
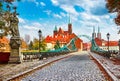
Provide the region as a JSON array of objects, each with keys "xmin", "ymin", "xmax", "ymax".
[{"xmin": 22, "ymin": 52, "xmax": 106, "ymax": 81}]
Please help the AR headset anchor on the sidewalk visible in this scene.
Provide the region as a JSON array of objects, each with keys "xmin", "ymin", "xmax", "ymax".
[
  {"xmin": 89, "ymin": 52, "xmax": 120, "ymax": 81},
  {"xmin": 0, "ymin": 53, "xmax": 74, "ymax": 81}
]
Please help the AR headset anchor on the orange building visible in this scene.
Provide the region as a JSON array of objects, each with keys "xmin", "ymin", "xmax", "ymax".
[
  {"xmin": 83, "ymin": 42, "xmax": 91, "ymax": 50},
  {"xmin": 0, "ymin": 37, "xmax": 10, "ymax": 52},
  {"xmin": 45, "ymin": 21, "xmax": 83, "ymax": 51},
  {"xmin": 92, "ymin": 27, "xmax": 118, "ymax": 51}
]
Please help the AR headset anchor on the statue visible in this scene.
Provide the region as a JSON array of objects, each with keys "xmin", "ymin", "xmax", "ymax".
[
  {"xmin": 8, "ymin": 6, "xmax": 22, "ymax": 63},
  {"xmin": 0, "ymin": 1, "xmax": 22, "ymax": 63},
  {"xmin": 10, "ymin": 12, "xmax": 20, "ymax": 37}
]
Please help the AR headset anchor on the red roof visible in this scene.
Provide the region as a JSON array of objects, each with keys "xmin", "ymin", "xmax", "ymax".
[
  {"xmin": 95, "ymin": 38, "xmax": 102, "ymax": 46},
  {"xmin": 106, "ymin": 41, "xmax": 118, "ymax": 46},
  {"xmin": 45, "ymin": 26, "xmax": 83, "ymax": 50},
  {"xmin": 45, "ymin": 33, "xmax": 83, "ymax": 44},
  {"xmin": 95, "ymin": 38, "xmax": 118, "ymax": 46}
]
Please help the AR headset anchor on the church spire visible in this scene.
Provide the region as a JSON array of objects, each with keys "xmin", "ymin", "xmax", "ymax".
[
  {"xmin": 97, "ymin": 26, "xmax": 101, "ymax": 39},
  {"xmin": 93, "ymin": 26, "xmax": 95, "ymax": 33},
  {"xmin": 68, "ymin": 13, "xmax": 72, "ymax": 34},
  {"xmin": 98, "ymin": 26, "xmax": 100, "ymax": 33},
  {"xmin": 54, "ymin": 25, "xmax": 57, "ymax": 31},
  {"xmin": 68, "ymin": 13, "xmax": 71, "ymax": 24},
  {"xmin": 53, "ymin": 25, "xmax": 58, "ymax": 37},
  {"xmin": 92, "ymin": 26, "xmax": 96, "ymax": 39}
]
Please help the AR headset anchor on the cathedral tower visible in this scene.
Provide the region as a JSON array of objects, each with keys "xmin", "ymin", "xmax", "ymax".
[
  {"xmin": 92, "ymin": 27, "xmax": 96, "ymax": 39},
  {"xmin": 53, "ymin": 25, "xmax": 58, "ymax": 37},
  {"xmin": 97, "ymin": 26, "xmax": 101, "ymax": 39},
  {"xmin": 68, "ymin": 14, "xmax": 72, "ymax": 34}
]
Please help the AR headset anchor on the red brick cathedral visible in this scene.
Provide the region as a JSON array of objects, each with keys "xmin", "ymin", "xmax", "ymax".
[
  {"xmin": 45, "ymin": 19, "xmax": 83, "ymax": 51},
  {"xmin": 92, "ymin": 27, "xmax": 118, "ymax": 51}
]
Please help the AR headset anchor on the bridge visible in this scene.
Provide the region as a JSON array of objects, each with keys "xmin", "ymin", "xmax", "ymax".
[
  {"xmin": 78, "ymin": 35, "xmax": 92, "ymax": 41},
  {"xmin": 53, "ymin": 34, "xmax": 112, "ymax": 58},
  {"xmin": 22, "ymin": 34, "xmax": 101, "ymax": 60}
]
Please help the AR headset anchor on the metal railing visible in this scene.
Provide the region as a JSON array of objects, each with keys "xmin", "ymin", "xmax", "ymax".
[{"xmin": 22, "ymin": 51, "xmax": 75, "ymax": 61}]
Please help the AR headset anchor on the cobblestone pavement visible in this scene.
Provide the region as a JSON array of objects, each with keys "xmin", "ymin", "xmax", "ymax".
[
  {"xmin": 90, "ymin": 52, "xmax": 120, "ymax": 80},
  {"xmin": 22, "ymin": 52, "xmax": 106, "ymax": 81},
  {"xmin": 0, "ymin": 53, "xmax": 73, "ymax": 80}
]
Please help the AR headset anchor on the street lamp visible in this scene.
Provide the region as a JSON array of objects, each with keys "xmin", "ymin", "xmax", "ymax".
[
  {"xmin": 38, "ymin": 29, "xmax": 42, "ymax": 53},
  {"xmin": 106, "ymin": 33, "xmax": 110, "ymax": 57}
]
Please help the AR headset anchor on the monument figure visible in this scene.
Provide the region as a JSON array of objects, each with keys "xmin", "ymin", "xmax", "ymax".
[
  {"xmin": 0, "ymin": 0, "xmax": 22, "ymax": 63},
  {"xmin": 10, "ymin": 13, "xmax": 20, "ymax": 37},
  {"xmin": 8, "ymin": 7, "xmax": 22, "ymax": 64}
]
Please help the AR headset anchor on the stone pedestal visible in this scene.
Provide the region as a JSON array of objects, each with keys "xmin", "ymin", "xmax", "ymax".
[{"xmin": 9, "ymin": 37, "xmax": 22, "ymax": 64}]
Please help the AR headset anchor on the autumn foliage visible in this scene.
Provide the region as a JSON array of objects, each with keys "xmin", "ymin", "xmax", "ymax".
[
  {"xmin": 115, "ymin": 14, "xmax": 120, "ymax": 25},
  {"xmin": 106, "ymin": 0, "xmax": 120, "ymax": 26}
]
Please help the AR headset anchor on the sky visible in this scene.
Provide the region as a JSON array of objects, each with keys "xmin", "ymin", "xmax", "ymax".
[{"xmin": 8, "ymin": 0, "xmax": 120, "ymax": 42}]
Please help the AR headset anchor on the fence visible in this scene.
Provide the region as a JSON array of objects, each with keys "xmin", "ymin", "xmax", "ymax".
[
  {"xmin": 22, "ymin": 51, "xmax": 74, "ymax": 61},
  {"xmin": 0, "ymin": 51, "xmax": 76, "ymax": 63}
]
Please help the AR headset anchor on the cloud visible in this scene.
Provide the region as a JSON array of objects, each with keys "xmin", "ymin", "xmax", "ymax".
[
  {"xmin": 90, "ymin": 4, "xmax": 108, "ymax": 16},
  {"xmin": 19, "ymin": 18, "xmax": 42, "ymax": 31},
  {"xmin": 18, "ymin": 0, "xmax": 119, "ymax": 41},
  {"xmin": 22, "ymin": 25, "xmax": 39, "ymax": 30},
  {"xmin": 43, "ymin": 10, "xmax": 52, "ymax": 15},
  {"xmin": 60, "ymin": 5, "xmax": 78, "ymax": 16},
  {"xmin": 51, "ymin": 0, "xmax": 59, "ymax": 6},
  {"xmin": 60, "ymin": 12, "xmax": 66, "ymax": 17},
  {"xmin": 50, "ymin": 0, "xmax": 119, "ymax": 41},
  {"xmin": 40, "ymin": 2, "xmax": 46, "ymax": 6},
  {"xmin": 32, "ymin": 22, "xmax": 42, "ymax": 27},
  {"xmin": 18, "ymin": 17, "xmax": 26, "ymax": 24},
  {"xmin": 79, "ymin": 12, "xmax": 101, "ymax": 23},
  {"xmin": 22, "ymin": 0, "xmax": 39, "ymax": 6},
  {"xmin": 18, "ymin": 17, "xmax": 55, "ymax": 41},
  {"xmin": 53, "ymin": 14, "xmax": 62, "ymax": 19}
]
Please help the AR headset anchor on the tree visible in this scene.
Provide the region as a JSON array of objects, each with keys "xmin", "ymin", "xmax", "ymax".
[
  {"xmin": 40, "ymin": 39, "xmax": 47, "ymax": 51},
  {"xmin": 32, "ymin": 38, "xmax": 47, "ymax": 51},
  {"xmin": 106, "ymin": 0, "xmax": 120, "ymax": 26},
  {"xmin": 0, "ymin": 2, "xmax": 2, "ymax": 12},
  {"xmin": 54, "ymin": 40, "xmax": 61, "ymax": 50},
  {"xmin": 21, "ymin": 38, "xmax": 28, "ymax": 50},
  {"xmin": 4, "ymin": 0, "xmax": 20, "ymax": 3},
  {"xmin": 29, "ymin": 41, "xmax": 33, "ymax": 50},
  {"xmin": 33, "ymin": 38, "xmax": 39, "ymax": 50},
  {"xmin": 115, "ymin": 14, "xmax": 120, "ymax": 25},
  {"xmin": 106, "ymin": 0, "xmax": 120, "ymax": 13}
]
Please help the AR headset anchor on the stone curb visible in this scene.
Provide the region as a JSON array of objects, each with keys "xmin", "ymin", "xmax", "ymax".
[
  {"xmin": 89, "ymin": 52, "xmax": 118, "ymax": 81},
  {"xmin": 5, "ymin": 53, "xmax": 74, "ymax": 81}
]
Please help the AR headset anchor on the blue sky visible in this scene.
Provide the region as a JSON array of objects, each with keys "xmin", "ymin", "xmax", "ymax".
[{"xmin": 11, "ymin": 0, "xmax": 119, "ymax": 42}]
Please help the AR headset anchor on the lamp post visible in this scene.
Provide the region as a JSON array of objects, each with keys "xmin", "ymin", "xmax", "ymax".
[
  {"xmin": 107, "ymin": 33, "xmax": 110, "ymax": 57},
  {"xmin": 38, "ymin": 29, "xmax": 42, "ymax": 53}
]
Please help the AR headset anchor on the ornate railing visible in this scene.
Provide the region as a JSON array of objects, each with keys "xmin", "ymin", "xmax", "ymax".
[
  {"xmin": 22, "ymin": 51, "xmax": 75, "ymax": 61},
  {"xmin": 90, "ymin": 38, "xmax": 115, "ymax": 58},
  {"xmin": 22, "ymin": 37, "xmax": 78, "ymax": 61}
]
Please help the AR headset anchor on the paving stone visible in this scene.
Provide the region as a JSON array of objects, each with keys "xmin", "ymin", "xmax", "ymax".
[{"xmin": 22, "ymin": 52, "xmax": 106, "ymax": 81}]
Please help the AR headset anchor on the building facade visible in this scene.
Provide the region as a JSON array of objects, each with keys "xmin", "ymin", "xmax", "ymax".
[
  {"xmin": 92, "ymin": 27, "xmax": 118, "ymax": 51},
  {"xmin": 45, "ymin": 21, "xmax": 83, "ymax": 51}
]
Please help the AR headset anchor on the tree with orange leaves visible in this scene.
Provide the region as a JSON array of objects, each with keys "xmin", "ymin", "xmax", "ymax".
[
  {"xmin": 21, "ymin": 38, "xmax": 28, "ymax": 50},
  {"xmin": 106, "ymin": 0, "xmax": 120, "ymax": 26}
]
